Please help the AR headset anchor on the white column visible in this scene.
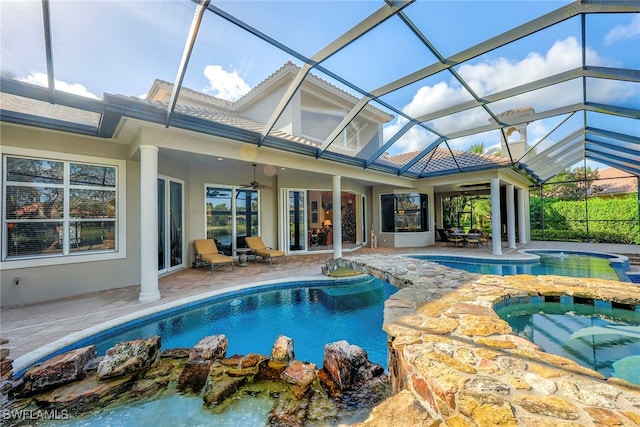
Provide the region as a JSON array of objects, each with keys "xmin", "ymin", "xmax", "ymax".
[
  {"xmin": 490, "ymin": 178, "xmax": 502, "ymax": 255},
  {"xmin": 506, "ymin": 184, "xmax": 516, "ymax": 249},
  {"xmin": 332, "ymin": 175, "xmax": 342, "ymax": 259},
  {"xmin": 139, "ymin": 145, "xmax": 161, "ymax": 303},
  {"xmin": 517, "ymin": 188, "xmax": 527, "ymax": 244}
]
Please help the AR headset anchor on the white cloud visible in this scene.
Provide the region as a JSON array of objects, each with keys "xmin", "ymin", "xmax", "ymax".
[
  {"xmin": 383, "ymin": 37, "xmax": 629, "ymax": 154},
  {"xmin": 459, "ymin": 37, "xmax": 586, "ymax": 97},
  {"xmin": 605, "ymin": 14, "xmax": 640, "ymax": 46},
  {"xmin": 203, "ymin": 65, "xmax": 250, "ymax": 102},
  {"xmin": 19, "ymin": 72, "xmax": 100, "ymax": 100}
]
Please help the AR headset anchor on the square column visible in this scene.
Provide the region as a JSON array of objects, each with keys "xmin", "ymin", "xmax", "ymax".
[
  {"xmin": 507, "ymin": 184, "xmax": 516, "ymax": 249},
  {"xmin": 490, "ymin": 179, "xmax": 502, "ymax": 255},
  {"xmin": 517, "ymin": 188, "xmax": 527, "ymax": 244}
]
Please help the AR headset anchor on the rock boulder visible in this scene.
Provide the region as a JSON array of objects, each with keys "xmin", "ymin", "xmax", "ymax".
[
  {"xmin": 97, "ymin": 337, "xmax": 161, "ymax": 380},
  {"xmin": 21, "ymin": 345, "xmax": 96, "ymax": 395}
]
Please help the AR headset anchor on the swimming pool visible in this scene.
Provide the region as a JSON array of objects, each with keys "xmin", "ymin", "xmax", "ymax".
[
  {"xmin": 27, "ymin": 276, "xmax": 397, "ymax": 372},
  {"xmin": 495, "ymin": 298, "xmax": 640, "ymax": 385},
  {"xmin": 413, "ymin": 250, "xmax": 631, "ymax": 281},
  {"xmin": 20, "ymin": 276, "xmax": 396, "ymax": 426}
]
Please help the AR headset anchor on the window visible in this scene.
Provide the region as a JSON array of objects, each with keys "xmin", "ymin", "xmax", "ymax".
[
  {"xmin": 301, "ymin": 110, "xmax": 343, "ymax": 143},
  {"xmin": 381, "ymin": 193, "xmax": 428, "ymax": 233},
  {"xmin": 3, "ymin": 155, "xmax": 118, "ymax": 259}
]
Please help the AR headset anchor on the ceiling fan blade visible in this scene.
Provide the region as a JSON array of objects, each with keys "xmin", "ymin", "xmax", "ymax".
[{"xmin": 238, "ymin": 163, "xmax": 273, "ymax": 190}]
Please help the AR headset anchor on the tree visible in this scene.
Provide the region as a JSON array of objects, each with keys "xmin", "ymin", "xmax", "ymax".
[{"xmin": 469, "ymin": 142, "xmax": 500, "ymax": 157}]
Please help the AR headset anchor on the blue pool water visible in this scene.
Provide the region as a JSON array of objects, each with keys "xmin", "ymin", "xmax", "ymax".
[
  {"xmin": 32, "ymin": 276, "xmax": 396, "ymax": 426},
  {"xmin": 414, "ymin": 251, "xmax": 631, "ymax": 281},
  {"xmin": 495, "ymin": 300, "xmax": 640, "ymax": 385},
  {"xmin": 49, "ymin": 276, "xmax": 397, "ymax": 370}
]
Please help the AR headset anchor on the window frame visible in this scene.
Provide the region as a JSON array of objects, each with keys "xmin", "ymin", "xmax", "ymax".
[
  {"xmin": 380, "ymin": 193, "xmax": 429, "ymax": 233},
  {"xmin": 1, "ymin": 147, "xmax": 126, "ymax": 269}
]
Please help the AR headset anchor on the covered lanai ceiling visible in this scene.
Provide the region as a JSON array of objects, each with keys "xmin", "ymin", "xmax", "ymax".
[{"xmin": 1, "ymin": 0, "xmax": 638, "ymax": 184}]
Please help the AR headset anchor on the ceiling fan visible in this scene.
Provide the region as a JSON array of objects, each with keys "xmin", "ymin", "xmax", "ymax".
[{"xmin": 240, "ymin": 163, "xmax": 271, "ymax": 190}]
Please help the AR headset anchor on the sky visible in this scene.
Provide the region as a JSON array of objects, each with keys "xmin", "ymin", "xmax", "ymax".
[{"xmin": 1, "ymin": 0, "xmax": 638, "ymax": 170}]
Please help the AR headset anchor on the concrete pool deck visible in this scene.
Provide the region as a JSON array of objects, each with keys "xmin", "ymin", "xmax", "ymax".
[{"xmin": 2, "ymin": 241, "xmax": 639, "ymax": 374}]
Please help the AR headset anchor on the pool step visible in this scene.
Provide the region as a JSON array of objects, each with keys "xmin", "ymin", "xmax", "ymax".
[{"xmin": 619, "ymin": 252, "xmax": 640, "ymax": 266}]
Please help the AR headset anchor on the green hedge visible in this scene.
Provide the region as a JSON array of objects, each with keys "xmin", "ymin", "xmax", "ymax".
[{"xmin": 530, "ymin": 196, "xmax": 640, "ymax": 244}]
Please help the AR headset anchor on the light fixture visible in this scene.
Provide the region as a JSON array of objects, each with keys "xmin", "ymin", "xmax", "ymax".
[{"xmin": 323, "ymin": 219, "xmax": 332, "ymax": 227}]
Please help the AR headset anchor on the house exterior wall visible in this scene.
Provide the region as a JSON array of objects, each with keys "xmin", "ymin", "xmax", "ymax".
[
  {"xmin": 237, "ymin": 82, "xmax": 295, "ymax": 135},
  {"xmin": 0, "ymin": 125, "xmax": 141, "ymax": 307},
  {"xmin": 0, "ymin": 124, "xmax": 289, "ymax": 307}
]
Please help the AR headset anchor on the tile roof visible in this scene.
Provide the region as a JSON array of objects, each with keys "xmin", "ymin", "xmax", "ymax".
[
  {"xmin": 383, "ymin": 147, "xmax": 509, "ymax": 174},
  {"xmin": 596, "ymin": 167, "xmax": 637, "ymax": 195},
  {"xmin": 0, "ymin": 92, "xmax": 100, "ymax": 128}
]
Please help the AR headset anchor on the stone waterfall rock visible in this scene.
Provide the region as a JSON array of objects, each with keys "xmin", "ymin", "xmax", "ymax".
[
  {"xmin": 20, "ymin": 345, "xmax": 97, "ymax": 396},
  {"xmin": 202, "ymin": 365, "xmax": 248, "ymax": 407},
  {"xmin": 281, "ymin": 360, "xmax": 317, "ymax": 399},
  {"xmin": 178, "ymin": 334, "xmax": 228, "ymax": 394},
  {"xmin": 0, "ymin": 346, "xmax": 11, "ymax": 381},
  {"xmin": 188, "ymin": 334, "xmax": 228, "ymax": 362},
  {"xmin": 322, "ymin": 340, "xmax": 371, "ymax": 389},
  {"xmin": 321, "ymin": 340, "xmax": 389, "ymax": 409},
  {"xmin": 97, "ymin": 337, "xmax": 161, "ymax": 380},
  {"xmin": 271, "ymin": 335, "xmax": 294, "ymax": 363},
  {"xmin": 257, "ymin": 335, "xmax": 294, "ymax": 381}
]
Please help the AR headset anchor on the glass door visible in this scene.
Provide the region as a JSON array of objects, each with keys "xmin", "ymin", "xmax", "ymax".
[
  {"xmin": 158, "ymin": 176, "xmax": 184, "ymax": 273},
  {"xmin": 287, "ymin": 190, "xmax": 307, "ymax": 252},
  {"xmin": 205, "ymin": 186, "xmax": 260, "ymax": 256}
]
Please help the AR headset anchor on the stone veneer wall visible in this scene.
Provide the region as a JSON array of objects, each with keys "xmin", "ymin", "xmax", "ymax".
[{"xmin": 325, "ymin": 255, "xmax": 640, "ymax": 426}]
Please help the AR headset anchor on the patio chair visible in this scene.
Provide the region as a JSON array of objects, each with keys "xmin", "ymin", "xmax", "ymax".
[
  {"xmin": 193, "ymin": 239, "xmax": 235, "ymax": 274},
  {"xmin": 436, "ymin": 229, "xmax": 449, "ymax": 243},
  {"xmin": 467, "ymin": 229, "xmax": 481, "ymax": 248},
  {"xmin": 446, "ymin": 230, "xmax": 464, "ymax": 247},
  {"xmin": 479, "ymin": 232, "xmax": 489, "ymax": 247},
  {"xmin": 245, "ymin": 236, "xmax": 286, "ymax": 266},
  {"xmin": 466, "ymin": 234, "xmax": 480, "ymax": 248}
]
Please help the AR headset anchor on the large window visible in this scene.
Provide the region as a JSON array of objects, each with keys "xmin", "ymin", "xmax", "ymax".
[
  {"xmin": 3, "ymin": 155, "xmax": 117, "ymax": 259},
  {"xmin": 381, "ymin": 193, "xmax": 428, "ymax": 233}
]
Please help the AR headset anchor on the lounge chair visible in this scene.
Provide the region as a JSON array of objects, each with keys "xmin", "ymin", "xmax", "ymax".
[
  {"xmin": 244, "ymin": 236, "xmax": 286, "ymax": 266},
  {"xmin": 193, "ymin": 239, "xmax": 235, "ymax": 274}
]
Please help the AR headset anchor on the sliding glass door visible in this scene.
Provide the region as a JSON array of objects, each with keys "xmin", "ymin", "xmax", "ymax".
[
  {"xmin": 287, "ymin": 190, "xmax": 307, "ymax": 253},
  {"xmin": 158, "ymin": 176, "xmax": 184, "ymax": 273}
]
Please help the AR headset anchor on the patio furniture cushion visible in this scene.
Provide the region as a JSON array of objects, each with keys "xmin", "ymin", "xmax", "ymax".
[
  {"xmin": 194, "ymin": 239, "xmax": 235, "ymax": 273},
  {"xmin": 245, "ymin": 236, "xmax": 286, "ymax": 266}
]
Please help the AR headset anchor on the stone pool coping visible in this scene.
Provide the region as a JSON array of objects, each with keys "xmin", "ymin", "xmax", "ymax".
[
  {"xmin": 326, "ymin": 254, "xmax": 640, "ymax": 426},
  {"xmin": 413, "ymin": 248, "xmax": 630, "ymax": 266}
]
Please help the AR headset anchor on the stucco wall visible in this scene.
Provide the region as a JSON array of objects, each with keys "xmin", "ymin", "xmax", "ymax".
[{"xmin": 0, "ymin": 127, "xmax": 141, "ymax": 307}]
